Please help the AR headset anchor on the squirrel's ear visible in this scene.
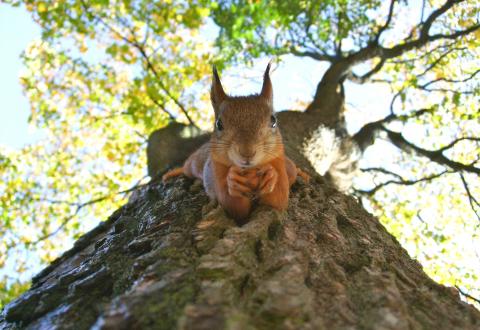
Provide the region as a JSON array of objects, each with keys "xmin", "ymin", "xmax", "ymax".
[
  {"xmin": 211, "ymin": 65, "xmax": 227, "ymax": 114},
  {"xmin": 260, "ymin": 62, "xmax": 273, "ymax": 106}
]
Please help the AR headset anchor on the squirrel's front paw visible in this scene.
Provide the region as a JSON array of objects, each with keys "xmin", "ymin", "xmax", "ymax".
[
  {"xmin": 257, "ymin": 164, "xmax": 278, "ymax": 195},
  {"xmin": 227, "ymin": 166, "xmax": 255, "ymax": 198}
]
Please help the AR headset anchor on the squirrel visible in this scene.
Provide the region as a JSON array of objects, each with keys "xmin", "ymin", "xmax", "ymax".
[{"xmin": 163, "ymin": 63, "xmax": 309, "ymax": 221}]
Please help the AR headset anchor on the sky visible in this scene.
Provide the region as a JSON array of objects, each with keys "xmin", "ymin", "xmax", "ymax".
[{"xmin": 0, "ymin": 5, "xmax": 42, "ymax": 149}]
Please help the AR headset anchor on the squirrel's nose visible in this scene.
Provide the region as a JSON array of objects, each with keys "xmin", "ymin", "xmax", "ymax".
[
  {"xmin": 239, "ymin": 150, "xmax": 256, "ymax": 166},
  {"xmin": 239, "ymin": 150, "xmax": 256, "ymax": 159}
]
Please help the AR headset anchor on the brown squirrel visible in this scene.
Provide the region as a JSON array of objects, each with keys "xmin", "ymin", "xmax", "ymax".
[{"xmin": 163, "ymin": 63, "xmax": 309, "ymax": 221}]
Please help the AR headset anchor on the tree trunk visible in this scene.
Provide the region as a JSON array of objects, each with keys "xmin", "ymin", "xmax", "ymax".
[
  {"xmin": 1, "ymin": 174, "xmax": 479, "ymax": 329},
  {"xmin": 2, "ymin": 81, "xmax": 479, "ymax": 330}
]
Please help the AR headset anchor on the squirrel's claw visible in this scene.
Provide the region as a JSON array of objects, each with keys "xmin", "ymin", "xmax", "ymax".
[
  {"xmin": 227, "ymin": 170, "xmax": 250, "ymax": 185},
  {"xmin": 297, "ymin": 168, "xmax": 310, "ymax": 183},
  {"xmin": 227, "ymin": 181, "xmax": 254, "ymax": 198},
  {"xmin": 227, "ymin": 166, "xmax": 259, "ymax": 198},
  {"xmin": 258, "ymin": 165, "xmax": 278, "ymax": 195},
  {"xmin": 227, "ymin": 169, "xmax": 255, "ymax": 198},
  {"xmin": 162, "ymin": 167, "xmax": 184, "ymax": 183}
]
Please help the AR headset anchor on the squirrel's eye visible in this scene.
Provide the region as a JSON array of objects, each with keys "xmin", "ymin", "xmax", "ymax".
[
  {"xmin": 270, "ymin": 115, "xmax": 277, "ymax": 128},
  {"xmin": 215, "ymin": 118, "xmax": 224, "ymax": 131}
]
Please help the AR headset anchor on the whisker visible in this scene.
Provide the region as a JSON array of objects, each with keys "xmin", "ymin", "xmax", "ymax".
[
  {"xmin": 261, "ymin": 149, "xmax": 281, "ymax": 158},
  {"xmin": 210, "ymin": 143, "xmax": 231, "ymax": 147}
]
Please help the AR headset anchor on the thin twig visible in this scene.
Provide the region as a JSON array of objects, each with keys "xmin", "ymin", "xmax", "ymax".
[
  {"xmin": 30, "ymin": 180, "xmax": 148, "ymax": 244},
  {"xmin": 358, "ymin": 169, "xmax": 450, "ymax": 195},
  {"xmin": 459, "ymin": 173, "xmax": 480, "ymax": 222},
  {"xmin": 79, "ymin": 0, "xmax": 197, "ymax": 127},
  {"xmin": 382, "ymin": 127, "xmax": 480, "ymax": 175},
  {"xmin": 455, "ymin": 285, "xmax": 480, "ymax": 304},
  {"xmin": 374, "ymin": 0, "xmax": 396, "ymax": 44}
]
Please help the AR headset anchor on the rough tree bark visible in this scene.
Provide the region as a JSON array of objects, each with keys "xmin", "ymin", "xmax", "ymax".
[{"xmin": 1, "ymin": 73, "xmax": 479, "ymax": 330}]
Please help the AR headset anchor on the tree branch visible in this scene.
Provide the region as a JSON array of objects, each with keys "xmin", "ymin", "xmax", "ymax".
[
  {"xmin": 353, "ymin": 108, "xmax": 433, "ymax": 151},
  {"xmin": 146, "ymin": 92, "xmax": 176, "ymax": 120},
  {"xmin": 388, "ymin": 41, "xmax": 458, "ymax": 65},
  {"xmin": 416, "ymin": 47, "xmax": 467, "ymax": 77},
  {"xmin": 30, "ymin": 181, "xmax": 148, "ymax": 244},
  {"xmin": 80, "ymin": 0, "xmax": 197, "ymax": 127},
  {"xmin": 357, "ymin": 168, "xmax": 450, "ymax": 195},
  {"xmin": 380, "ymin": 23, "xmax": 480, "ymax": 60},
  {"xmin": 342, "ymin": 0, "xmax": 478, "ymax": 83},
  {"xmin": 348, "ymin": 58, "xmax": 386, "ymax": 84},
  {"xmin": 120, "ymin": 26, "xmax": 198, "ymax": 127},
  {"xmin": 307, "ymin": 0, "xmax": 478, "ymax": 112},
  {"xmin": 373, "ymin": 0, "xmax": 396, "ymax": 44},
  {"xmin": 455, "ymin": 285, "xmax": 480, "ymax": 304},
  {"xmin": 459, "ymin": 173, "xmax": 480, "ymax": 222},
  {"xmin": 420, "ymin": 68, "xmax": 480, "ymax": 89},
  {"xmin": 361, "ymin": 167, "xmax": 403, "ymax": 180},
  {"xmin": 289, "ymin": 48, "xmax": 336, "ymax": 62},
  {"xmin": 420, "ymin": 0, "xmax": 427, "ymax": 23},
  {"xmin": 382, "ymin": 128, "xmax": 480, "ymax": 175},
  {"xmin": 436, "ymin": 137, "xmax": 480, "ymax": 153}
]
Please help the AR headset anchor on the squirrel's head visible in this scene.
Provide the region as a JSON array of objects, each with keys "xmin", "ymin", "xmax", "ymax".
[{"xmin": 209, "ymin": 63, "xmax": 283, "ymax": 168}]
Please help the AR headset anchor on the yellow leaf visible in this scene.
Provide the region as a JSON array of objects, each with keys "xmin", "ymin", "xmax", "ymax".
[{"xmin": 37, "ymin": 2, "xmax": 47, "ymax": 13}]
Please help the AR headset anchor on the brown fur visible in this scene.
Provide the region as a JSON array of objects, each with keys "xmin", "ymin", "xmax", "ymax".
[{"xmin": 163, "ymin": 64, "xmax": 309, "ymax": 221}]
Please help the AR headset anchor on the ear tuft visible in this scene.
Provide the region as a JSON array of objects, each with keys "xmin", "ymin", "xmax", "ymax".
[
  {"xmin": 260, "ymin": 61, "xmax": 273, "ymax": 105},
  {"xmin": 211, "ymin": 65, "xmax": 227, "ymax": 114}
]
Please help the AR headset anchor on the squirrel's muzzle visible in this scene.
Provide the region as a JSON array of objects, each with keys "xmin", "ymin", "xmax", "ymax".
[{"xmin": 239, "ymin": 149, "xmax": 257, "ymax": 166}]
